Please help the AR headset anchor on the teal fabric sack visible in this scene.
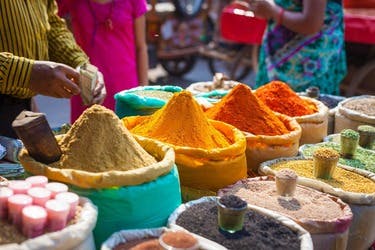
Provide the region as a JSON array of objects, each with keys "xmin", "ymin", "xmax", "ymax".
[
  {"xmin": 195, "ymin": 89, "xmax": 229, "ymax": 104},
  {"xmin": 71, "ymin": 166, "xmax": 182, "ymax": 248},
  {"xmin": 114, "ymin": 85, "xmax": 182, "ymax": 118}
]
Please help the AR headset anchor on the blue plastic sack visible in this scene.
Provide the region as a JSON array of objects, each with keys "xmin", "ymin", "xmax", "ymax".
[
  {"xmin": 0, "ymin": 136, "xmax": 23, "ymax": 163},
  {"xmin": 70, "ymin": 166, "xmax": 182, "ymax": 248},
  {"xmin": 114, "ymin": 85, "xmax": 182, "ymax": 118}
]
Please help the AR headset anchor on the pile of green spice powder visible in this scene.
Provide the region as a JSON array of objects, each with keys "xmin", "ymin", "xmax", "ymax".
[{"xmin": 300, "ymin": 142, "xmax": 375, "ymax": 173}]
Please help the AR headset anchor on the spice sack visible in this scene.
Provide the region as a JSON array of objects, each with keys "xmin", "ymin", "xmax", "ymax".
[
  {"xmin": 334, "ymin": 95, "xmax": 375, "ymax": 133},
  {"xmin": 260, "ymin": 158, "xmax": 375, "ymax": 250},
  {"xmin": 123, "ymin": 92, "xmax": 247, "ymax": 200}
]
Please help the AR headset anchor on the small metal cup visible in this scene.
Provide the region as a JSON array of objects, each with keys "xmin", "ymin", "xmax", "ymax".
[
  {"xmin": 313, "ymin": 155, "xmax": 339, "ymax": 179},
  {"xmin": 340, "ymin": 135, "xmax": 359, "ymax": 159},
  {"xmin": 217, "ymin": 196, "xmax": 247, "ymax": 233},
  {"xmin": 358, "ymin": 125, "xmax": 375, "ymax": 149},
  {"xmin": 275, "ymin": 169, "xmax": 297, "ymax": 198}
]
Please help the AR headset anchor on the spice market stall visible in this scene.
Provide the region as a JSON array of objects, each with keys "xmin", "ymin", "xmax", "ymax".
[{"xmin": 18, "ymin": 105, "xmax": 181, "ymax": 247}]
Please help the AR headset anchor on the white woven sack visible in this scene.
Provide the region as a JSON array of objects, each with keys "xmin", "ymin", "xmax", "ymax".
[
  {"xmin": 334, "ymin": 95, "xmax": 375, "ymax": 133},
  {"xmin": 0, "ymin": 197, "xmax": 97, "ymax": 250}
]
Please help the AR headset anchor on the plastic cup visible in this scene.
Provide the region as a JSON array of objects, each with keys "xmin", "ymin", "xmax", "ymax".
[
  {"xmin": 26, "ymin": 175, "xmax": 48, "ymax": 188},
  {"xmin": 0, "ymin": 187, "xmax": 13, "ymax": 220},
  {"xmin": 8, "ymin": 180, "xmax": 31, "ymax": 194},
  {"xmin": 45, "ymin": 199, "xmax": 70, "ymax": 232},
  {"xmin": 22, "ymin": 205, "xmax": 47, "ymax": 238},
  {"xmin": 27, "ymin": 187, "xmax": 51, "ymax": 207},
  {"xmin": 8, "ymin": 194, "xmax": 33, "ymax": 228}
]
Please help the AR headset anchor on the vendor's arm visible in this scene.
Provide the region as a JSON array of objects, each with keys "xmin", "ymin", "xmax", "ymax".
[
  {"xmin": 46, "ymin": 0, "xmax": 88, "ymax": 68},
  {"xmin": 0, "ymin": 53, "xmax": 80, "ymax": 99},
  {"xmin": 246, "ymin": 0, "xmax": 326, "ymax": 35},
  {"xmin": 0, "ymin": 53, "xmax": 34, "ymax": 98}
]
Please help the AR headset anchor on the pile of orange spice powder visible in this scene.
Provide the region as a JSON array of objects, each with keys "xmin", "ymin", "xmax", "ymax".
[
  {"xmin": 205, "ymin": 83, "xmax": 289, "ymax": 136},
  {"xmin": 254, "ymin": 81, "xmax": 318, "ymax": 117},
  {"xmin": 129, "ymin": 91, "xmax": 231, "ymax": 149}
]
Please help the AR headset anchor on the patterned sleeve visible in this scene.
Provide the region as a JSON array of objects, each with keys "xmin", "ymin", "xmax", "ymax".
[
  {"xmin": 47, "ymin": 0, "xmax": 89, "ymax": 68},
  {"xmin": 132, "ymin": 0, "xmax": 148, "ymax": 19},
  {"xmin": 0, "ymin": 53, "xmax": 35, "ymax": 98}
]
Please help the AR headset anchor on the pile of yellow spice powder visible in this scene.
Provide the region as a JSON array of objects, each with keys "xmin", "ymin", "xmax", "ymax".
[{"xmin": 129, "ymin": 91, "xmax": 231, "ymax": 149}]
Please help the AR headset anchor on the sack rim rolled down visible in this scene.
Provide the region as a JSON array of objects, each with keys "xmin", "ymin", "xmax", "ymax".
[
  {"xmin": 294, "ymin": 97, "xmax": 329, "ymax": 124},
  {"xmin": 336, "ymin": 95, "xmax": 375, "ymax": 124},
  {"xmin": 167, "ymin": 196, "xmax": 314, "ymax": 250},
  {"xmin": 19, "ymin": 136, "xmax": 175, "ymax": 189},
  {"xmin": 259, "ymin": 156, "xmax": 375, "ymax": 205},
  {"xmin": 123, "ymin": 117, "xmax": 247, "ymax": 160},
  {"xmin": 218, "ymin": 176, "xmax": 353, "ymax": 234}
]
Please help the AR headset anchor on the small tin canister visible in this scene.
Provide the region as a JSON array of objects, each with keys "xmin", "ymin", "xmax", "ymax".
[{"xmin": 12, "ymin": 111, "xmax": 61, "ymax": 164}]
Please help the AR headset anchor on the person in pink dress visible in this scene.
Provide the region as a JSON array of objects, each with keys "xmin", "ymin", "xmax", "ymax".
[{"xmin": 58, "ymin": 0, "xmax": 149, "ymax": 122}]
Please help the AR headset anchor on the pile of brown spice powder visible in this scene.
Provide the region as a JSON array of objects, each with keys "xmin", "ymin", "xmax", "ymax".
[{"xmin": 57, "ymin": 105, "xmax": 157, "ymax": 172}]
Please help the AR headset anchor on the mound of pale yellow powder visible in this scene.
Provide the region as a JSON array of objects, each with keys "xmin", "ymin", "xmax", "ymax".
[{"xmin": 57, "ymin": 105, "xmax": 157, "ymax": 172}]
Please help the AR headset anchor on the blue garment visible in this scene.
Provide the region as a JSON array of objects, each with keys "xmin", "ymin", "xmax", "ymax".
[{"xmin": 255, "ymin": 0, "xmax": 347, "ymax": 95}]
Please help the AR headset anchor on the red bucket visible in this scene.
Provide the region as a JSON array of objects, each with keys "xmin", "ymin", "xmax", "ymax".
[{"xmin": 220, "ymin": 2, "xmax": 267, "ymax": 45}]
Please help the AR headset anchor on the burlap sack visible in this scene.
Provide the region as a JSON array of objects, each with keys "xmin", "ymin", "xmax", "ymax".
[
  {"xmin": 218, "ymin": 176, "xmax": 353, "ymax": 250},
  {"xmin": 0, "ymin": 197, "xmax": 97, "ymax": 250},
  {"xmin": 296, "ymin": 97, "xmax": 329, "ymax": 145},
  {"xmin": 334, "ymin": 95, "xmax": 375, "ymax": 133},
  {"xmin": 244, "ymin": 112, "xmax": 301, "ymax": 175},
  {"xmin": 259, "ymin": 158, "xmax": 375, "ymax": 250},
  {"xmin": 167, "ymin": 196, "xmax": 314, "ymax": 250},
  {"xmin": 124, "ymin": 117, "xmax": 247, "ymax": 200},
  {"xmin": 19, "ymin": 136, "xmax": 175, "ymax": 189}
]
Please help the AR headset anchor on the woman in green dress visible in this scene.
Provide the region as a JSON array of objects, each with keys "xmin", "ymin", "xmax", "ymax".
[{"xmin": 246, "ymin": 0, "xmax": 346, "ymax": 95}]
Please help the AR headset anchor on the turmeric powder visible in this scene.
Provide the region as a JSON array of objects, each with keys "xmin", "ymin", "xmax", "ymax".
[
  {"xmin": 130, "ymin": 91, "xmax": 230, "ymax": 149},
  {"xmin": 205, "ymin": 83, "xmax": 289, "ymax": 136},
  {"xmin": 255, "ymin": 81, "xmax": 318, "ymax": 117},
  {"xmin": 57, "ymin": 105, "xmax": 157, "ymax": 172}
]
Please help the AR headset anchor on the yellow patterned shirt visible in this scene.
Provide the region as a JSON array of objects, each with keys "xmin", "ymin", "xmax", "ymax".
[{"xmin": 0, "ymin": 0, "xmax": 88, "ymax": 98}]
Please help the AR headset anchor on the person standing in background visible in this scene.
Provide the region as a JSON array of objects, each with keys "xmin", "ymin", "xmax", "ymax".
[
  {"xmin": 244, "ymin": 0, "xmax": 346, "ymax": 95},
  {"xmin": 58, "ymin": 0, "xmax": 149, "ymax": 123},
  {"xmin": 0, "ymin": 0, "xmax": 106, "ymax": 138}
]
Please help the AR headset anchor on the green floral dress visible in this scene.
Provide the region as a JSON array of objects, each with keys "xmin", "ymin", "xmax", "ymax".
[{"xmin": 255, "ymin": 0, "xmax": 346, "ymax": 95}]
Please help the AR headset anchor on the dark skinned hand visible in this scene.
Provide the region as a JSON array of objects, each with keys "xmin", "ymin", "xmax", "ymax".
[{"xmin": 29, "ymin": 61, "xmax": 81, "ymax": 98}]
